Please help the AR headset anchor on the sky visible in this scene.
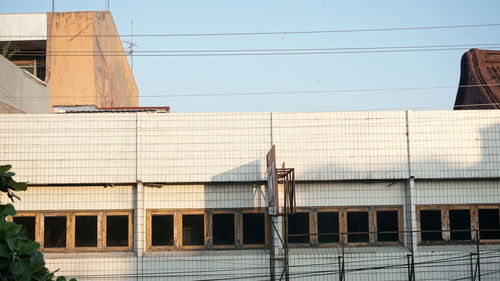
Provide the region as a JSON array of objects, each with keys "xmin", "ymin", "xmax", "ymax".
[{"xmin": 2, "ymin": 0, "xmax": 500, "ymax": 112}]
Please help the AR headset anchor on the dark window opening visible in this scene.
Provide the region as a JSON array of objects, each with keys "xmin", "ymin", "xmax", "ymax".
[
  {"xmin": 182, "ymin": 214, "xmax": 204, "ymax": 246},
  {"xmin": 377, "ymin": 211, "xmax": 399, "ymax": 242},
  {"xmin": 213, "ymin": 214, "xmax": 235, "ymax": 245},
  {"xmin": 243, "ymin": 213, "xmax": 265, "ymax": 245},
  {"xmin": 318, "ymin": 212, "xmax": 339, "ymax": 243},
  {"xmin": 347, "ymin": 212, "xmax": 369, "ymax": 242},
  {"xmin": 75, "ymin": 216, "xmax": 98, "ymax": 247},
  {"xmin": 288, "ymin": 213, "xmax": 309, "ymax": 244},
  {"xmin": 106, "ymin": 215, "xmax": 129, "ymax": 247},
  {"xmin": 479, "ymin": 209, "xmax": 500, "ymax": 240},
  {"xmin": 420, "ymin": 210, "xmax": 442, "ymax": 241},
  {"xmin": 450, "ymin": 210, "xmax": 471, "ymax": 241},
  {"xmin": 14, "ymin": 216, "xmax": 36, "ymax": 241},
  {"xmin": 44, "ymin": 216, "xmax": 66, "ymax": 248},
  {"xmin": 152, "ymin": 215, "xmax": 174, "ymax": 246}
]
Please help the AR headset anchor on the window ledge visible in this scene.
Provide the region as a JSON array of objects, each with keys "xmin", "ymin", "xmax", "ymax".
[
  {"xmin": 143, "ymin": 249, "xmax": 269, "ymax": 257},
  {"xmin": 416, "ymin": 244, "xmax": 500, "ymax": 252},
  {"xmin": 289, "ymin": 247, "xmax": 409, "ymax": 255},
  {"xmin": 44, "ymin": 251, "xmax": 135, "ymax": 259}
]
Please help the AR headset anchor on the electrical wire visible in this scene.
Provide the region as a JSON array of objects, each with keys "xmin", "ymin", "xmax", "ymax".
[{"xmin": 2, "ymin": 23, "xmax": 500, "ymax": 38}]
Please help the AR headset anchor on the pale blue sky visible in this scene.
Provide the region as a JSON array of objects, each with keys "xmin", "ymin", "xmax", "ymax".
[{"xmin": 2, "ymin": 1, "xmax": 500, "ymax": 112}]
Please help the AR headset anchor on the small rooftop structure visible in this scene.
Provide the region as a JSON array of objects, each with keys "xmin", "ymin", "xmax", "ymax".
[
  {"xmin": 454, "ymin": 48, "xmax": 500, "ymax": 110},
  {"xmin": 53, "ymin": 105, "xmax": 170, "ymax": 113}
]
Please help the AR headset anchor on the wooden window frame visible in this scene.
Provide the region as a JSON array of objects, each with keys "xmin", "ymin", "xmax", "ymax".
[
  {"xmin": 417, "ymin": 205, "xmax": 500, "ymax": 245},
  {"xmin": 315, "ymin": 208, "xmax": 342, "ymax": 247},
  {"xmin": 179, "ymin": 210, "xmax": 208, "ymax": 250},
  {"xmin": 147, "ymin": 210, "xmax": 176, "ymax": 251},
  {"xmin": 373, "ymin": 207, "xmax": 404, "ymax": 246},
  {"xmin": 289, "ymin": 206, "xmax": 403, "ymax": 248},
  {"xmin": 286, "ymin": 209, "xmax": 312, "ymax": 247},
  {"xmin": 240, "ymin": 208, "xmax": 269, "ymax": 249},
  {"xmin": 416, "ymin": 206, "xmax": 445, "ymax": 244},
  {"xmin": 477, "ymin": 205, "xmax": 500, "ymax": 243},
  {"xmin": 73, "ymin": 211, "xmax": 102, "ymax": 251},
  {"xmin": 146, "ymin": 208, "xmax": 269, "ymax": 251},
  {"xmin": 9, "ymin": 212, "xmax": 41, "ymax": 244},
  {"xmin": 12, "ymin": 210, "xmax": 133, "ymax": 252},
  {"xmin": 103, "ymin": 211, "xmax": 134, "ymax": 252},
  {"xmin": 345, "ymin": 207, "xmax": 372, "ymax": 246},
  {"xmin": 210, "ymin": 210, "xmax": 237, "ymax": 249}
]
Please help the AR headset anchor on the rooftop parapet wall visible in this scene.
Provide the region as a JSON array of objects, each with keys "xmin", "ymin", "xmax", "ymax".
[
  {"xmin": 0, "ymin": 13, "xmax": 47, "ymax": 41},
  {"xmin": 45, "ymin": 11, "xmax": 138, "ymax": 107},
  {"xmin": 1, "ymin": 110, "xmax": 500, "ymax": 184},
  {"xmin": 0, "ymin": 55, "xmax": 49, "ymax": 113}
]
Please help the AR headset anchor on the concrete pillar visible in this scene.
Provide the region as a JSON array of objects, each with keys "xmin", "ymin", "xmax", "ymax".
[
  {"xmin": 135, "ymin": 181, "xmax": 144, "ymax": 281},
  {"xmin": 404, "ymin": 177, "xmax": 418, "ymax": 250}
]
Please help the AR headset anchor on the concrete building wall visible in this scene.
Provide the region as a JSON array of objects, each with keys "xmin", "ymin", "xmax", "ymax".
[
  {"xmin": 46, "ymin": 11, "xmax": 138, "ymax": 108},
  {"xmin": 0, "ymin": 13, "xmax": 47, "ymax": 41},
  {"xmin": 2, "ymin": 111, "xmax": 500, "ymax": 280},
  {"xmin": 0, "ymin": 55, "xmax": 49, "ymax": 113},
  {"xmin": 3, "ymin": 110, "xmax": 500, "ymax": 184}
]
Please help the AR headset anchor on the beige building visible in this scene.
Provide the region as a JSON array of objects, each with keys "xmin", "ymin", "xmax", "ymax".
[{"xmin": 0, "ymin": 11, "xmax": 138, "ymax": 113}]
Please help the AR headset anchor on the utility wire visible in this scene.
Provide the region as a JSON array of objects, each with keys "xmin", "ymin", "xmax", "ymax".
[
  {"xmin": 12, "ymin": 43, "xmax": 500, "ymax": 54},
  {"xmin": 10, "ymin": 83, "xmax": 500, "ymax": 99},
  {"xmin": 11, "ymin": 46, "xmax": 500, "ymax": 57},
  {"xmin": 2, "ymin": 23, "xmax": 500, "ymax": 38}
]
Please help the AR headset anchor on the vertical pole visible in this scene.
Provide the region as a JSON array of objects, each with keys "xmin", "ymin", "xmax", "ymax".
[
  {"xmin": 270, "ymin": 216, "xmax": 275, "ymax": 281},
  {"xmin": 135, "ymin": 181, "xmax": 144, "ymax": 281},
  {"xmin": 411, "ymin": 252, "xmax": 415, "ymax": 281},
  {"xmin": 338, "ymin": 233, "xmax": 345, "ymax": 281},
  {"xmin": 283, "ymin": 176, "xmax": 289, "ymax": 281},
  {"xmin": 470, "ymin": 253, "xmax": 474, "ymax": 281},
  {"xmin": 407, "ymin": 254, "xmax": 411, "ymax": 281},
  {"xmin": 476, "ymin": 229, "xmax": 481, "ymax": 281},
  {"xmin": 51, "ymin": 0, "xmax": 55, "ymax": 13}
]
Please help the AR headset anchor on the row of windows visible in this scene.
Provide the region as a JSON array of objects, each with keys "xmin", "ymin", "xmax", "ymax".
[
  {"xmin": 147, "ymin": 209, "xmax": 268, "ymax": 250},
  {"xmin": 9, "ymin": 211, "xmax": 133, "ymax": 252},
  {"xmin": 287, "ymin": 207, "xmax": 403, "ymax": 246},
  {"xmin": 417, "ymin": 205, "xmax": 500, "ymax": 243},
  {"xmin": 10, "ymin": 205, "xmax": 500, "ymax": 252}
]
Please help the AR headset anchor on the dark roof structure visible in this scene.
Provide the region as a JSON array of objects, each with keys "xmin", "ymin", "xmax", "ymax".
[{"xmin": 454, "ymin": 48, "xmax": 500, "ymax": 110}]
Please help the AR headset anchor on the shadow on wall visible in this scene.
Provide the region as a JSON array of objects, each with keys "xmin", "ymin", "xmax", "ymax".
[
  {"xmin": 209, "ymin": 123, "xmax": 500, "ymax": 183},
  {"xmin": 300, "ymin": 123, "xmax": 500, "ymax": 180},
  {"xmin": 207, "ymin": 160, "xmax": 267, "ymax": 209}
]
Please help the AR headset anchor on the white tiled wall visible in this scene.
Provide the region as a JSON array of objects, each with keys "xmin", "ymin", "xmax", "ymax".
[
  {"xmin": 144, "ymin": 183, "xmax": 267, "ymax": 209},
  {"xmin": 9, "ymin": 185, "xmax": 135, "ymax": 210},
  {"xmin": 1, "ymin": 114, "xmax": 137, "ymax": 184},
  {"xmin": 416, "ymin": 180, "xmax": 500, "ymax": 205},
  {"xmin": 2, "ymin": 110, "xmax": 500, "ymax": 183},
  {"xmin": 137, "ymin": 113, "xmax": 271, "ymax": 183},
  {"xmin": 273, "ymin": 111, "xmax": 409, "ymax": 180},
  {"xmin": 409, "ymin": 110, "xmax": 500, "ymax": 179}
]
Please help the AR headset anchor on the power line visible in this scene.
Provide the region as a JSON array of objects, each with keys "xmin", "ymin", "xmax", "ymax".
[
  {"xmin": 11, "ymin": 46, "xmax": 500, "ymax": 57},
  {"xmin": 2, "ymin": 23, "xmax": 500, "ymax": 38},
  {"xmin": 12, "ymin": 43, "xmax": 500, "ymax": 54},
  {"xmin": 10, "ymin": 83, "xmax": 497, "ymax": 99}
]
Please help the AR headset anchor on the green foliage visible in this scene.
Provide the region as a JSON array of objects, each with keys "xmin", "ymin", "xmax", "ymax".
[
  {"xmin": 0, "ymin": 43, "xmax": 18, "ymax": 61},
  {"xmin": 0, "ymin": 165, "xmax": 76, "ymax": 281}
]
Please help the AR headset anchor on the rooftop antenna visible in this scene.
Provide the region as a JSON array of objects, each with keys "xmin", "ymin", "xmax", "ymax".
[
  {"xmin": 123, "ymin": 20, "xmax": 138, "ymax": 73},
  {"xmin": 51, "ymin": 0, "xmax": 55, "ymax": 13},
  {"xmin": 105, "ymin": 0, "xmax": 110, "ymax": 10}
]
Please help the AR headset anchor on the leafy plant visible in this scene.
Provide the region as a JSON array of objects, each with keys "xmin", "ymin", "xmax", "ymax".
[
  {"xmin": 0, "ymin": 43, "xmax": 18, "ymax": 60},
  {"xmin": 0, "ymin": 165, "xmax": 75, "ymax": 281}
]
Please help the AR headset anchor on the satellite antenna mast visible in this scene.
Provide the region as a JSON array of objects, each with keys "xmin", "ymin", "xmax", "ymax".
[{"xmin": 123, "ymin": 21, "xmax": 138, "ymax": 73}]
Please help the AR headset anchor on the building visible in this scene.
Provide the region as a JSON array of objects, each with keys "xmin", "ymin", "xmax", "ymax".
[
  {"xmin": 1, "ymin": 110, "xmax": 500, "ymax": 280},
  {"xmin": 0, "ymin": 11, "xmax": 138, "ymax": 113},
  {"xmin": 454, "ymin": 48, "xmax": 500, "ymax": 110}
]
